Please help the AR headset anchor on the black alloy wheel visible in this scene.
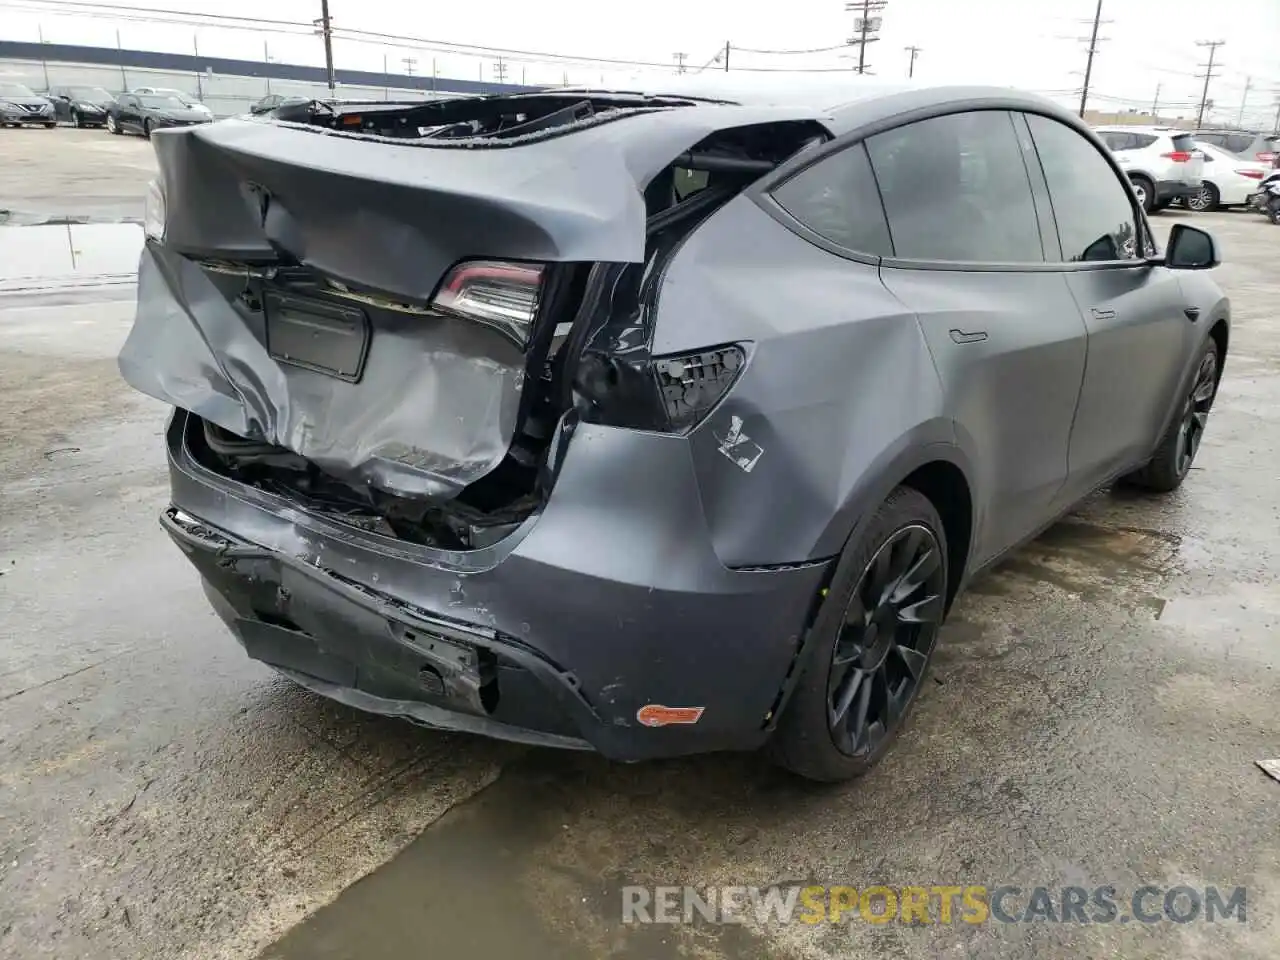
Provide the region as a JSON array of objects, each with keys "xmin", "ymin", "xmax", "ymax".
[
  {"xmin": 827, "ymin": 524, "xmax": 945, "ymax": 758},
  {"xmin": 1122, "ymin": 338, "xmax": 1219, "ymax": 492},
  {"xmin": 771, "ymin": 485, "xmax": 949, "ymax": 782},
  {"xmin": 1175, "ymin": 348, "xmax": 1217, "ymax": 477}
]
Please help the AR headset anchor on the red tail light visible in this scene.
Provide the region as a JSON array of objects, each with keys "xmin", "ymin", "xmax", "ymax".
[
  {"xmin": 1237, "ymin": 169, "xmax": 1265, "ymax": 180},
  {"xmin": 1259, "ymin": 152, "xmax": 1277, "ymax": 163},
  {"xmin": 432, "ymin": 260, "xmax": 545, "ymax": 346},
  {"xmin": 1161, "ymin": 151, "xmax": 1192, "ymax": 162}
]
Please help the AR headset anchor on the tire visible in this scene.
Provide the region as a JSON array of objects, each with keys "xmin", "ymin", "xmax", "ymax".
[
  {"xmin": 106, "ymin": 115, "xmax": 120, "ymax": 135},
  {"xmin": 1130, "ymin": 174, "xmax": 1156, "ymax": 214},
  {"xmin": 1187, "ymin": 182, "xmax": 1219, "ymax": 212},
  {"xmin": 1123, "ymin": 339, "xmax": 1219, "ymax": 493},
  {"xmin": 770, "ymin": 486, "xmax": 949, "ymax": 782},
  {"xmin": 43, "ymin": 121, "xmax": 56, "ymax": 129},
  {"xmin": 143, "ymin": 118, "xmax": 152, "ymax": 139},
  {"xmin": 72, "ymin": 109, "xmax": 83, "ymax": 128}
]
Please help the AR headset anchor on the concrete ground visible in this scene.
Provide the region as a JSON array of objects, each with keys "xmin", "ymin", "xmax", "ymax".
[{"xmin": 0, "ymin": 127, "xmax": 1276, "ymax": 960}]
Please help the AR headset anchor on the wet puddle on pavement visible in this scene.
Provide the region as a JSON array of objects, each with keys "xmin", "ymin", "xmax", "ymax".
[
  {"xmin": 0, "ymin": 222, "xmax": 142, "ymax": 293},
  {"xmin": 256, "ymin": 751, "xmax": 776, "ymax": 960},
  {"xmin": 968, "ymin": 519, "xmax": 1190, "ymax": 605}
]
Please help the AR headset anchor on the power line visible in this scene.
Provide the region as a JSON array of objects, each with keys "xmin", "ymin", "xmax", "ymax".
[
  {"xmin": 733, "ymin": 42, "xmax": 851, "ymax": 56},
  {"xmin": 1194, "ymin": 39, "xmax": 1225, "ymax": 129}
]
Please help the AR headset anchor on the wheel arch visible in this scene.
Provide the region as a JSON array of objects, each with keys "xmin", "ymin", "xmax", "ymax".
[{"xmin": 817, "ymin": 436, "xmax": 978, "ymax": 613}]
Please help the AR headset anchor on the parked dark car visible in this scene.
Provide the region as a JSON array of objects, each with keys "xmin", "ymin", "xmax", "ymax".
[
  {"xmin": 0, "ymin": 82, "xmax": 56, "ymax": 127},
  {"xmin": 47, "ymin": 85, "xmax": 116, "ymax": 127},
  {"xmin": 119, "ymin": 81, "xmax": 1229, "ymax": 781},
  {"xmin": 248, "ymin": 93, "xmax": 310, "ymax": 115},
  {"xmin": 106, "ymin": 92, "xmax": 213, "ymax": 137}
]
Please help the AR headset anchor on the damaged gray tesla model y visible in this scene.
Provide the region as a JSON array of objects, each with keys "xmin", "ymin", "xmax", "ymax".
[{"xmin": 118, "ymin": 79, "xmax": 1228, "ymax": 781}]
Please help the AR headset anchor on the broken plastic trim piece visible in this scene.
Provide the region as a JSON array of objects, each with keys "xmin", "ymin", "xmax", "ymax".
[{"xmin": 579, "ymin": 343, "xmax": 748, "ymax": 434}]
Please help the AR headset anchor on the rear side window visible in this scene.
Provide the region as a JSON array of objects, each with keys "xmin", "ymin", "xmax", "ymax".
[
  {"xmin": 1224, "ymin": 134, "xmax": 1254, "ymax": 154},
  {"xmin": 772, "ymin": 142, "xmax": 893, "ymax": 257},
  {"xmin": 1025, "ymin": 114, "xmax": 1140, "ymax": 263},
  {"xmin": 866, "ymin": 110, "xmax": 1044, "ymax": 263}
]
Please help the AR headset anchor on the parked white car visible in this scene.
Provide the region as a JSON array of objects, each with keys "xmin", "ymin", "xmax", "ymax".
[
  {"xmin": 1186, "ymin": 141, "xmax": 1273, "ymax": 211},
  {"xmin": 1094, "ymin": 126, "xmax": 1206, "ymax": 213}
]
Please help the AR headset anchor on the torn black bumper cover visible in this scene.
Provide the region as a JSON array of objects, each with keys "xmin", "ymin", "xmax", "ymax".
[
  {"xmin": 116, "ymin": 107, "xmax": 826, "ymax": 498},
  {"xmin": 162, "ymin": 410, "xmax": 829, "ymax": 761}
]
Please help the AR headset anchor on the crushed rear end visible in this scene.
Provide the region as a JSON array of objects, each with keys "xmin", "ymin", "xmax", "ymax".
[{"xmin": 121, "ymin": 92, "xmax": 834, "ymax": 759}]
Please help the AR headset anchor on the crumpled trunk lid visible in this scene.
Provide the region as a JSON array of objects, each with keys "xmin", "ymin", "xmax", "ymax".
[{"xmin": 117, "ymin": 105, "xmax": 825, "ymax": 500}]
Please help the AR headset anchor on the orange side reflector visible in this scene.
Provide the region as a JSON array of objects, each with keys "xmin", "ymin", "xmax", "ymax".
[{"xmin": 636, "ymin": 704, "xmax": 705, "ymax": 727}]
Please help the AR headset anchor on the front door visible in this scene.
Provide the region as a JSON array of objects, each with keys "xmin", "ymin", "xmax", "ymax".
[{"xmin": 1023, "ymin": 113, "xmax": 1196, "ymax": 496}]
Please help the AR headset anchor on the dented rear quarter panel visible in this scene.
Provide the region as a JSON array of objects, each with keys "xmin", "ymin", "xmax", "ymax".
[{"xmin": 654, "ymin": 196, "xmax": 955, "ymax": 569}]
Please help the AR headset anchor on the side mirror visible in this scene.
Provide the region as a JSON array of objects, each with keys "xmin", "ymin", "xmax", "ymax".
[{"xmin": 1164, "ymin": 223, "xmax": 1219, "ymax": 270}]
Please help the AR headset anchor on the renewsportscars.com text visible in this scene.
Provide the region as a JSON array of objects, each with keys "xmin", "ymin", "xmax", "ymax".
[{"xmin": 622, "ymin": 884, "xmax": 1247, "ymax": 926}]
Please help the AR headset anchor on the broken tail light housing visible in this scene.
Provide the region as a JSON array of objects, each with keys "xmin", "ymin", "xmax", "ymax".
[
  {"xmin": 432, "ymin": 260, "xmax": 545, "ymax": 347},
  {"xmin": 578, "ymin": 344, "xmax": 746, "ymax": 433},
  {"xmin": 143, "ymin": 177, "xmax": 167, "ymax": 242}
]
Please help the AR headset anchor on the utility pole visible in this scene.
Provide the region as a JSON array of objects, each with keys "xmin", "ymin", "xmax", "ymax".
[
  {"xmin": 115, "ymin": 28, "xmax": 128, "ymax": 92},
  {"xmin": 1078, "ymin": 0, "xmax": 1104, "ymax": 118},
  {"xmin": 1194, "ymin": 40, "xmax": 1224, "ymax": 130},
  {"xmin": 263, "ymin": 40, "xmax": 272, "ymax": 96},
  {"xmin": 1273, "ymin": 98, "xmax": 1280, "ymax": 135},
  {"xmin": 845, "ymin": 0, "xmax": 887, "ymax": 75},
  {"xmin": 37, "ymin": 24, "xmax": 49, "ymax": 91},
  {"xmin": 724, "ymin": 41, "xmax": 731, "ymax": 72},
  {"xmin": 1236, "ymin": 76, "xmax": 1250, "ymax": 127},
  {"xmin": 904, "ymin": 44, "xmax": 920, "ymax": 78},
  {"xmin": 1150, "ymin": 82, "xmax": 1160, "ymax": 119},
  {"xmin": 673, "ymin": 52, "xmax": 688, "ymax": 74},
  {"xmin": 316, "ymin": 0, "xmax": 336, "ymax": 93},
  {"xmin": 193, "ymin": 35, "xmax": 204, "ymax": 100}
]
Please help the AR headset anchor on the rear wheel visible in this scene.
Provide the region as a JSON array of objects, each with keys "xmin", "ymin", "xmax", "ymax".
[
  {"xmin": 1187, "ymin": 182, "xmax": 1219, "ymax": 212},
  {"xmin": 771, "ymin": 486, "xmax": 948, "ymax": 782},
  {"xmin": 106, "ymin": 115, "xmax": 120, "ymax": 134},
  {"xmin": 1130, "ymin": 174, "xmax": 1155, "ymax": 213},
  {"xmin": 72, "ymin": 109, "xmax": 83, "ymax": 128},
  {"xmin": 1123, "ymin": 339, "xmax": 1219, "ymax": 492},
  {"xmin": 143, "ymin": 118, "xmax": 153, "ymax": 139}
]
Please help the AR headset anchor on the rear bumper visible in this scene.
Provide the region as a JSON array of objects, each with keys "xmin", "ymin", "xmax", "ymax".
[
  {"xmin": 163, "ymin": 410, "xmax": 830, "ymax": 761},
  {"xmin": 1155, "ymin": 179, "xmax": 1199, "ymax": 202}
]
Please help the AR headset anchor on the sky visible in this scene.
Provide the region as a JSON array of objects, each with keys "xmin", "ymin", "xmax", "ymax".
[{"xmin": 1, "ymin": 0, "xmax": 1278, "ymax": 127}]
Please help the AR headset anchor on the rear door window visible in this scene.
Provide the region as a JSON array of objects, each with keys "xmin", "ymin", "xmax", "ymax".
[
  {"xmin": 1224, "ymin": 134, "xmax": 1254, "ymax": 154},
  {"xmin": 865, "ymin": 110, "xmax": 1044, "ymax": 263},
  {"xmin": 771, "ymin": 141, "xmax": 893, "ymax": 257},
  {"xmin": 1025, "ymin": 113, "xmax": 1141, "ymax": 263}
]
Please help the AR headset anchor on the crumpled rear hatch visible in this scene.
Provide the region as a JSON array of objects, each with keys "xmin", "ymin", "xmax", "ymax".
[{"xmin": 118, "ymin": 95, "xmax": 823, "ymax": 502}]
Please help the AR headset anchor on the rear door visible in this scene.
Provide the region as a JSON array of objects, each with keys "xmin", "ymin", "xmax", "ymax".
[
  {"xmin": 116, "ymin": 94, "xmax": 138, "ymax": 130},
  {"xmin": 866, "ymin": 109, "xmax": 1088, "ymax": 563},
  {"xmin": 1023, "ymin": 113, "xmax": 1197, "ymax": 497}
]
